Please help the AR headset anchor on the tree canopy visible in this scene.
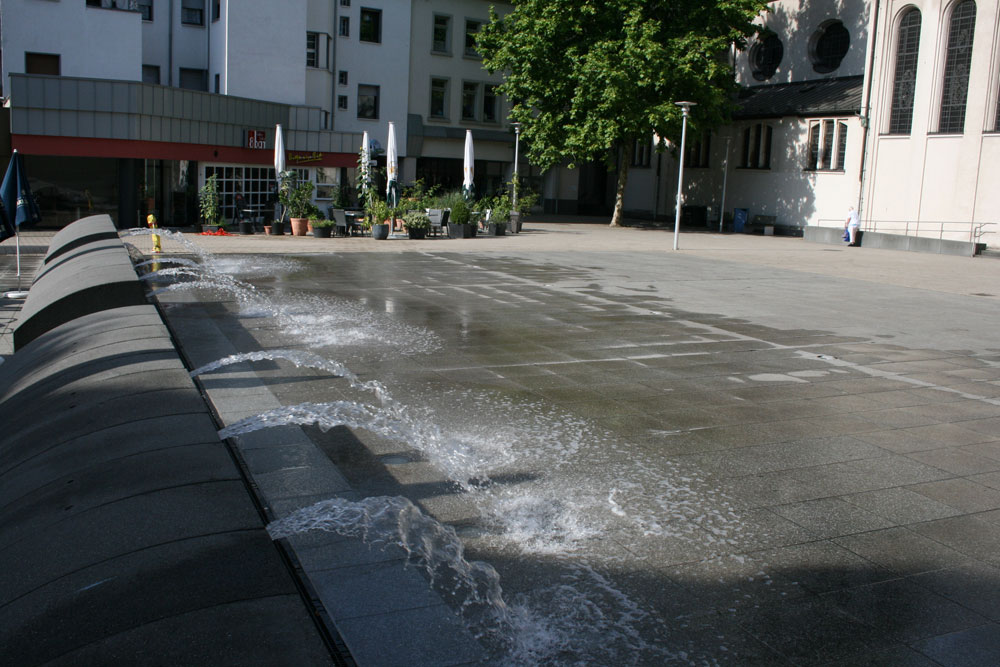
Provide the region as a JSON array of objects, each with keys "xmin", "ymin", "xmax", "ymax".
[{"xmin": 478, "ymin": 0, "xmax": 769, "ymax": 226}]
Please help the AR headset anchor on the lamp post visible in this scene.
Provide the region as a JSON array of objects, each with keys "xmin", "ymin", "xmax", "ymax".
[
  {"xmin": 511, "ymin": 121, "xmax": 521, "ymax": 211},
  {"xmin": 672, "ymin": 101, "xmax": 696, "ymax": 251}
]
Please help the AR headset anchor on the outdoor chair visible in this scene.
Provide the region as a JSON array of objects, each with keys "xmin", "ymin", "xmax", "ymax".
[
  {"xmin": 427, "ymin": 209, "xmax": 448, "ymax": 237},
  {"xmin": 330, "ymin": 208, "xmax": 349, "ymax": 237}
]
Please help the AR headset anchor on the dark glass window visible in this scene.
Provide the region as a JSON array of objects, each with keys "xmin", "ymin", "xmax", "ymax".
[
  {"xmin": 631, "ymin": 138, "xmax": 651, "ymax": 168},
  {"xmin": 338, "ymin": 70, "xmax": 348, "ymax": 86},
  {"xmin": 483, "ymin": 85, "xmax": 498, "ymax": 123},
  {"xmin": 836, "ymin": 121, "xmax": 848, "ymax": 169},
  {"xmin": 360, "ymin": 8, "xmax": 381, "ymax": 43},
  {"xmin": 339, "ymin": 17, "xmax": 349, "ymax": 37},
  {"xmin": 741, "ymin": 123, "xmax": 772, "ymax": 169},
  {"xmin": 750, "ymin": 34, "xmax": 783, "ymax": 81},
  {"xmin": 358, "ymin": 84, "xmax": 379, "ymax": 119},
  {"xmin": 465, "ymin": 20, "xmax": 481, "ymax": 57},
  {"xmin": 179, "ymin": 67, "xmax": 207, "ymax": 91},
  {"xmin": 939, "ymin": 1, "xmax": 976, "ymax": 134},
  {"xmin": 806, "ymin": 119, "xmax": 848, "ymax": 171},
  {"xmin": 306, "ymin": 32, "xmax": 319, "ymax": 67},
  {"xmin": 889, "ymin": 9, "xmax": 921, "ymax": 135},
  {"xmin": 338, "ymin": 95, "xmax": 348, "ymax": 110},
  {"xmin": 462, "ymin": 82, "xmax": 478, "ymax": 120},
  {"xmin": 430, "ymin": 78, "xmax": 448, "ymax": 118},
  {"xmin": 142, "ymin": 64, "xmax": 160, "ymax": 84},
  {"xmin": 433, "ymin": 15, "xmax": 451, "ymax": 53},
  {"xmin": 181, "ymin": 0, "xmax": 204, "ymax": 26},
  {"xmin": 812, "ymin": 21, "xmax": 850, "ymax": 73},
  {"xmin": 25, "ymin": 52, "xmax": 60, "ymax": 75},
  {"xmin": 138, "ymin": 0, "xmax": 152, "ymax": 21},
  {"xmin": 684, "ymin": 132, "xmax": 711, "ymax": 168}
]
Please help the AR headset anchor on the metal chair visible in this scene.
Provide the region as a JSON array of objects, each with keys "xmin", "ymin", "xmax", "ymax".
[{"xmin": 330, "ymin": 208, "xmax": 349, "ymax": 237}]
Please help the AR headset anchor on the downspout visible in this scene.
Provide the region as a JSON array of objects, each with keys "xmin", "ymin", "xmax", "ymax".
[{"xmin": 857, "ymin": 0, "xmax": 881, "ymax": 221}]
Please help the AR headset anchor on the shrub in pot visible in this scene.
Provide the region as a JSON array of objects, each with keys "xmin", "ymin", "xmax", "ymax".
[{"xmin": 403, "ymin": 210, "xmax": 431, "ymax": 239}]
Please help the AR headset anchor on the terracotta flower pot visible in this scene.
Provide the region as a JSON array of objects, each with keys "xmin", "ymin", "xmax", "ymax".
[{"xmin": 290, "ymin": 217, "xmax": 310, "ymax": 236}]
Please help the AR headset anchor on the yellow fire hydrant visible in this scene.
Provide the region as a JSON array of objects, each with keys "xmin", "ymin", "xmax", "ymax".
[{"xmin": 147, "ymin": 212, "xmax": 161, "ymax": 254}]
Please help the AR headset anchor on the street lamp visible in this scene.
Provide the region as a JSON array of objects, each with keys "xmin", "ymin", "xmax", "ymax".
[
  {"xmin": 511, "ymin": 121, "xmax": 521, "ymax": 212},
  {"xmin": 672, "ymin": 101, "xmax": 696, "ymax": 251}
]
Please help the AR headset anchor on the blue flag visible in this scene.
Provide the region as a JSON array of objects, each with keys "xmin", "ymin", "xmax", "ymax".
[{"xmin": 1, "ymin": 150, "xmax": 42, "ymax": 236}]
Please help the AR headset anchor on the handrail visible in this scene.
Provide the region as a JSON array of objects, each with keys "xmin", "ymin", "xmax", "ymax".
[{"xmin": 818, "ymin": 219, "xmax": 996, "ymax": 243}]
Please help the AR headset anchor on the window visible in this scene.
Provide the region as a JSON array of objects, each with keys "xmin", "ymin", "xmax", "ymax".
[
  {"xmin": 433, "ymin": 15, "xmax": 452, "ymax": 54},
  {"xmin": 25, "ymin": 53, "xmax": 60, "ymax": 75},
  {"xmin": 178, "ymin": 67, "xmax": 207, "ymax": 91},
  {"xmin": 340, "ymin": 0, "xmax": 349, "ymax": 5},
  {"xmin": 339, "ymin": 17, "xmax": 349, "ymax": 37},
  {"xmin": 306, "ymin": 32, "xmax": 319, "ymax": 67},
  {"xmin": 482, "ymin": 85, "xmax": 498, "ymax": 123},
  {"xmin": 212, "ymin": 0, "xmax": 220, "ymax": 21},
  {"xmin": 142, "ymin": 64, "xmax": 160, "ymax": 84},
  {"xmin": 338, "ymin": 95, "xmax": 348, "ymax": 110},
  {"xmin": 631, "ymin": 138, "xmax": 651, "ymax": 168},
  {"xmin": 939, "ymin": 1, "xmax": 976, "ymax": 134},
  {"xmin": 685, "ymin": 132, "xmax": 711, "ymax": 168},
  {"xmin": 358, "ymin": 84, "xmax": 379, "ymax": 119},
  {"xmin": 338, "ymin": 70, "xmax": 348, "ymax": 86},
  {"xmin": 204, "ymin": 165, "xmax": 307, "ymax": 222},
  {"xmin": 314, "ymin": 168, "xmax": 341, "ymax": 201},
  {"xmin": 888, "ymin": 9, "xmax": 921, "ymax": 135},
  {"xmin": 806, "ymin": 119, "xmax": 848, "ymax": 171},
  {"xmin": 430, "ymin": 78, "xmax": 449, "ymax": 118},
  {"xmin": 214, "ymin": 73, "xmax": 220, "ymax": 93},
  {"xmin": 740, "ymin": 123, "xmax": 772, "ymax": 169},
  {"xmin": 462, "ymin": 82, "xmax": 478, "ymax": 120},
  {"xmin": 138, "ymin": 0, "xmax": 152, "ymax": 21},
  {"xmin": 181, "ymin": 0, "xmax": 204, "ymax": 26},
  {"xmin": 811, "ymin": 21, "xmax": 850, "ymax": 73},
  {"xmin": 465, "ymin": 19, "xmax": 481, "ymax": 57},
  {"xmin": 749, "ymin": 33, "xmax": 783, "ymax": 81},
  {"xmin": 360, "ymin": 8, "xmax": 381, "ymax": 43}
]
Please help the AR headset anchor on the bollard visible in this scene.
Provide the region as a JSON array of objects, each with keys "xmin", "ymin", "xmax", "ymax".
[{"xmin": 147, "ymin": 213, "xmax": 161, "ymax": 253}]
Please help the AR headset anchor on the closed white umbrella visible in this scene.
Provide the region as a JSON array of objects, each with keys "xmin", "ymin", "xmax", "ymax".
[
  {"xmin": 462, "ymin": 129, "xmax": 474, "ymax": 200},
  {"xmin": 386, "ymin": 122, "xmax": 398, "ymax": 208},
  {"xmin": 360, "ymin": 131, "xmax": 371, "ymax": 208},
  {"xmin": 274, "ymin": 124, "xmax": 287, "ymax": 225}
]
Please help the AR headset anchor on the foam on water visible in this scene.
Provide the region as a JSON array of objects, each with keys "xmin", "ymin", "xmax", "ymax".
[{"xmin": 137, "ymin": 230, "xmax": 749, "ymax": 664}]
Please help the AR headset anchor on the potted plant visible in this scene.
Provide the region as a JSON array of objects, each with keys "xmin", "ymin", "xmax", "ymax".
[
  {"xmin": 483, "ymin": 194, "xmax": 510, "ymax": 236},
  {"xmin": 311, "ymin": 218, "xmax": 334, "ymax": 238},
  {"xmin": 446, "ymin": 194, "xmax": 475, "ymax": 239},
  {"xmin": 199, "ymin": 174, "xmax": 224, "ymax": 232},
  {"xmin": 279, "ymin": 174, "xmax": 318, "ymax": 236},
  {"xmin": 369, "ymin": 199, "xmax": 391, "ymax": 240},
  {"xmin": 402, "ymin": 210, "xmax": 431, "ymax": 239}
]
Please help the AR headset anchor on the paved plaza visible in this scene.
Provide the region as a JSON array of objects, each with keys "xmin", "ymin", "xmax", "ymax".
[{"xmin": 4, "ymin": 218, "xmax": 1000, "ymax": 664}]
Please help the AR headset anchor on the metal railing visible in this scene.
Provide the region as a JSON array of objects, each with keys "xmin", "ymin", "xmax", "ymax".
[{"xmin": 820, "ymin": 219, "xmax": 996, "ymax": 243}]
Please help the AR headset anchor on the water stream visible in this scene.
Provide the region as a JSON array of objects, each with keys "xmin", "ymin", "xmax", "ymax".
[{"xmin": 136, "ymin": 227, "xmax": 744, "ymax": 665}]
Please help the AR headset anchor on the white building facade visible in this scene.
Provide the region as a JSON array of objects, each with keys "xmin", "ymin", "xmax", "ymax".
[{"xmin": 862, "ymin": 0, "xmax": 1000, "ymax": 248}]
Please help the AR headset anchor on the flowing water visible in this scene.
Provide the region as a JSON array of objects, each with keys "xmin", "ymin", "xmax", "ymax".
[{"xmin": 138, "ymin": 228, "xmax": 751, "ymax": 665}]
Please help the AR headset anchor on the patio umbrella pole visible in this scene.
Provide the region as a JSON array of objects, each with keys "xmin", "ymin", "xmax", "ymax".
[{"xmin": 6, "ymin": 232, "xmax": 28, "ymax": 299}]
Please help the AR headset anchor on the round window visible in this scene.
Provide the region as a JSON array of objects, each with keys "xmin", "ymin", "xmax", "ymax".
[
  {"xmin": 749, "ymin": 34, "xmax": 783, "ymax": 81},
  {"xmin": 812, "ymin": 21, "xmax": 850, "ymax": 73}
]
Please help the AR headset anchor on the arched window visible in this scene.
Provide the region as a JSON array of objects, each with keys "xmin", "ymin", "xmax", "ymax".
[
  {"xmin": 939, "ymin": 1, "xmax": 977, "ymax": 134},
  {"xmin": 889, "ymin": 9, "xmax": 921, "ymax": 135}
]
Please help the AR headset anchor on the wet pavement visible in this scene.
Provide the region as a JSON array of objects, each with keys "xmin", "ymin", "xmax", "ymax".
[{"xmin": 16, "ymin": 219, "xmax": 1000, "ymax": 664}]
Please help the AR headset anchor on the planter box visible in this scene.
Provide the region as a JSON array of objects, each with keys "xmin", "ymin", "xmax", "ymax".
[
  {"xmin": 406, "ymin": 228, "xmax": 428, "ymax": 240},
  {"xmin": 448, "ymin": 223, "xmax": 475, "ymax": 239},
  {"xmin": 238, "ymin": 221, "xmax": 255, "ymax": 235},
  {"xmin": 372, "ymin": 223, "xmax": 390, "ymax": 240},
  {"xmin": 312, "ymin": 226, "xmax": 332, "ymax": 238},
  {"xmin": 485, "ymin": 223, "xmax": 506, "ymax": 236}
]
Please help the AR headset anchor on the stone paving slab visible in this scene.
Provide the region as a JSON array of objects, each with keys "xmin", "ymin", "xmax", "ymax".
[{"xmin": 142, "ymin": 218, "xmax": 1000, "ymax": 664}]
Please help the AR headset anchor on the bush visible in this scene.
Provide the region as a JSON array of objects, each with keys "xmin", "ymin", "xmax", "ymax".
[{"xmin": 403, "ymin": 210, "xmax": 430, "ymax": 230}]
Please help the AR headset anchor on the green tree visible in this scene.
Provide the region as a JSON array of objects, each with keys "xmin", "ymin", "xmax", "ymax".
[{"xmin": 478, "ymin": 0, "xmax": 769, "ymax": 227}]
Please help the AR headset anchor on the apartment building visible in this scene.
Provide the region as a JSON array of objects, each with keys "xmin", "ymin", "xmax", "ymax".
[{"xmin": 0, "ymin": 0, "xmax": 514, "ymax": 229}]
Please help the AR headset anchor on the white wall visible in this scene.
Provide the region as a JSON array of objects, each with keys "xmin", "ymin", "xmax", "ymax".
[
  {"xmin": 334, "ymin": 0, "xmax": 412, "ymax": 154},
  {"xmin": 222, "ymin": 0, "xmax": 305, "ymax": 105},
  {"xmin": 863, "ymin": 0, "xmax": 1000, "ymax": 247},
  {"xmin": 1, "ymin": 0, "xmax": 141, "ymax": 90},
  {"xmin": 736, "ymin": 0, "xmax": 872, "ymax": 85}
]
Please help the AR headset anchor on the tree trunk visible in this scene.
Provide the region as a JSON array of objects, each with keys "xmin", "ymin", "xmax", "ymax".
[{"xmin": 610, "ymin": 142, "xmax": 631, "ymax": 227}]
